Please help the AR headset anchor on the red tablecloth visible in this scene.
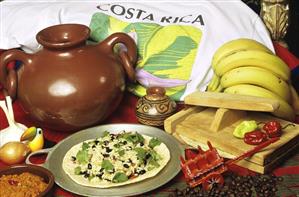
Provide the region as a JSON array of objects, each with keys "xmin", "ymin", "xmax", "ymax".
[{"xmin": 0, "ymin": 43, "xmax": 299, "ymax": 197}]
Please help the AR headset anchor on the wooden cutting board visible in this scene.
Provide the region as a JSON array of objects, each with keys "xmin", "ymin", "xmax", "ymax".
[{"xmin": 164, "ymin": 92, "xmax": 299, "ymax": 174}]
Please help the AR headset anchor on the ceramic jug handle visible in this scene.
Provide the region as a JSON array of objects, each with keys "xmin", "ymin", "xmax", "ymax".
[
  {"xmin": 0, "ymin": 49, "xmax": 31, "ymax": 99},
  {"xmin": 102, "ymin": 32, "xmax": 137, "ymax": 82}
]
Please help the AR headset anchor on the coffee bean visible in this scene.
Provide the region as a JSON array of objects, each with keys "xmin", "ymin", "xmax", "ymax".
[{"xmin": 277, "ymin": 177, "xmax": 283, "ymax": 182}]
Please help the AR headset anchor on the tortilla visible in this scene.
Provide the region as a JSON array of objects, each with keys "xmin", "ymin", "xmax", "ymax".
[{"xmin": 62, "ymin": 131, "xmax": 170, "ymax": 188}]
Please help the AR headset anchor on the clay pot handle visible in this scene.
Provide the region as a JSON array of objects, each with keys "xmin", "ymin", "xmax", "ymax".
[
  {"xmin": 101, "ymin": 32, "xmax": 137, "ymax": 82},
  {"xmin": 0, "ymin": 49, "xmax": 31, "ymax": 99}
]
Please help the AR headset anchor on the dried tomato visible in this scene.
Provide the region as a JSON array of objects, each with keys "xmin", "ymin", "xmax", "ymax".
[{"xmin": 244, "ymin": 130, "xmax": 267, "ymax": 145}]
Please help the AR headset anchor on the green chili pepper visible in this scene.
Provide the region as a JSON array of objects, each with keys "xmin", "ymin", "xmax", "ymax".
[{"xmin": 233, "ymin": 120, "xmax": 258, "ymax": 138}]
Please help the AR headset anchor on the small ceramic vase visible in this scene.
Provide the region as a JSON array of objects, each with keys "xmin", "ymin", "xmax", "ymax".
[{"xmin": 136, "ymin": 87, "xmax": 177, "ymax": 126}]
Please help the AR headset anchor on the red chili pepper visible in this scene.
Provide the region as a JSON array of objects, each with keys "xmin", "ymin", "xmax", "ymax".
[
  {"xmin": 244, "ymin": 130, "xmax": 267, "ymax": 145},
  {"xmin": 263, "ymin": 120, "xmax": 282, "ymax": 138}
]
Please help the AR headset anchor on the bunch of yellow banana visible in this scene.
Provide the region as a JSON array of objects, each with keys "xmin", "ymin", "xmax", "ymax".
[{"xmin": 207, "ymin": 38, "xmax": 298, "ymax": 121}]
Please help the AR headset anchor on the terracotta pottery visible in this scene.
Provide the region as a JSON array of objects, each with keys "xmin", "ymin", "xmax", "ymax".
[
  {"xmin": 136, "ymin": 87, "xmax": 177, "ymax": 126},
  {"xmin": 0, "ymin": 24, "xmax": 137, "ymax": 132}
]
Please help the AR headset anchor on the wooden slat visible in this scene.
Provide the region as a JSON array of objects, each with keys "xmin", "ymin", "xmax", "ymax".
[{"xmin": 184, "ymin": 92, "xmax": 280, "ymax": 112}]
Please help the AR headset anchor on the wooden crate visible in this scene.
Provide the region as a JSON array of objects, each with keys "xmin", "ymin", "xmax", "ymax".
[{"xmin": 164, "ymin": 92, "xmax": 299, "ymax": 174}]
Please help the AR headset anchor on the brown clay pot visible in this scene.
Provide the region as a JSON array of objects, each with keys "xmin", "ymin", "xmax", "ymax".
[
  {"xmin": 0, "ymin": 24, "xmax": 137, "ymax": 132},
  {"xmin": 136, "ymin": 87, "xmax": 177, "ymax": 126}
]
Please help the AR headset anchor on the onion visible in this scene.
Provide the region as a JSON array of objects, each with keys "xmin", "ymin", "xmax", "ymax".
[{"xmin": 0, "ymin": 142, "xmax": 31, "ymax": 164}]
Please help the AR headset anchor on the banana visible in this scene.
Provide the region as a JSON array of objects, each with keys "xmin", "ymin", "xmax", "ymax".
[
  {"xmin": 289, "ymin": 84, "xmax": 299, "ymax": 115},
  {"xmin": 213, "ymin": 50, "xmax": 290, "ymax": 80},
  {"xmin": 212, "ymin": 38, "xmax": 273, "ymax": 70},
  {"xmin": 224, "ymin": 84, "xmax": 295, "ymax": 121},
  {"xmin": 214, "ymin": 83, "xmax": 223, "ymax": 92},
  {"xmin": 207, "ymin": 74, "xmax": 220, "ymax": 92},
  {"xmin": 220, "ymin": 66, "xmax": 291, "ymax": 103}
]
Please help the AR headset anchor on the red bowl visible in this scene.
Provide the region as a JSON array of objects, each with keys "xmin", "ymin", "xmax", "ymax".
[{"xmin": 0, "ymin": 164, "xmax": 55, "ymax": 197}]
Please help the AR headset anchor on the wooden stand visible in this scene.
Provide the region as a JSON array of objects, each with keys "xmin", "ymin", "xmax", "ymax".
[{"xmin": 165, "ymin": 92, "xmax": 299, "ymax": 174}]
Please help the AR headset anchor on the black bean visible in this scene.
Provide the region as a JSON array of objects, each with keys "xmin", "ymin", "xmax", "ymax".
[
  {"xmin": 84, "ymin": 173, "xmax": 90, "ymax": 178},
  {"xmin": 145, "ymin": 153, "xmax": 151, "ymax": 160},
  {"xmin": 106, "ymin": 147, "xmax": 112, "ymax": 153},
  {"xmin": 92, "ymin": 145, "xmax": 96, "ymax": 148},
  {"xmin": 138, "ymin": 169, "xmax": 146, "ymax": 175},
  {"xmin": 103, "ymin": 153, "xmax": 110, "ymax": 157},
  {"xmin": 71, "ymin": 156, "xmax": 76, "ymax": 161},
  {"xmin": 123, "ymin": 163, "xmax": 130, "ymax": 168},
  {"xmin": 88, "ymin": 163, "xmax": 92, "ymax": 169},
  {"xmin": 96, "ymin": 172, "xmax": 103, "ymax": 179}
]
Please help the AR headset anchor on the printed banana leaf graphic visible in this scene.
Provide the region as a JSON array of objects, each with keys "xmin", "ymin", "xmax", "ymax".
[
  {"xmin": 89, "ymin": 12, "xmax": 202, "ymax": 100},
  {"xmin": 90, "ymin": 13, "xmax": 110, "ymax": 41}
]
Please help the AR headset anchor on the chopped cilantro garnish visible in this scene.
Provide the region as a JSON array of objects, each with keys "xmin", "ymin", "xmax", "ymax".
[
  {"xmin": 74, "ymin": 166, "xmax": 81, "ymax": 175},
  {"xmin": 112, "ymin": 172, "xmax": 128, "ymax": 183},
  {"xmin": 147, "ymin": 166, "xmax": 155, "ymax": 171},
  {"xmin": 134, "ymin": 147, "xmax": 147, "ymax": 161},
  {"xmin": 118, "ymin": 149, "xmax": 125, "ymax": 156},
  {"xmin": 147, "ymin": 150, "xmax": 161, "ymax": 168},
  {"xmin": 101, "ymin": 160, "xmax": 114, "ymax": 171},
  {"xmin": 103, "ymin": 131, "xmax": 110, "ymax": 137},
  {"xmin": 76, "ymin": 149, "xmax": 89, "ymax": 164},
  {"xmin": 149, "ymin": 159, "xmax": 160, "ymax": 167},
  {"xmin": 121, "ymin": 132, "xmax": 144, "ymax": 144},
  {"xmin": 88, "ymin": 175, "xmax": 95, "ymax": 181},
  {"xmin": 113, "ymin": 143, "xmax": 120, "ymax": 148},
  {"xmin": 82, "ymin": 142, "xmax": 89, "ymax": 151},
  {"xmin": 149, "ymin": 137, "xmax": 161, "ymax": 149}
]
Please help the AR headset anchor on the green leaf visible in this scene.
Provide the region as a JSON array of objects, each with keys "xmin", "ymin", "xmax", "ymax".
[
  {"xmin": 149, "ymin": 137, "xmax": 161, "ymax": 149},
  {"xmin": 89, "ymin": 13, "xmax": 110, "ymax": 42},
  {"xmin": 114, "ymin": 143, "xmax": 121, "ymax": 148},
  {"xmin": 112, "ymin": 172, "xmax": 128, "ymax": 183},
  {"xmin": 147, "ymin": 149, "xmax": 161, "ymax": 168},
  {"xmin": 82, "ymin": 142, "xmax": 89, "ymax": 151},
  {"xmin": 88, "ymin": 175, "xmax": 95, "ymax": 181},
  {"xmin": 76, "ymin": 150, "xmax": 89, "ymax": 164},
  {"xmin": 147, "ymin": 166, "xmax": 155, "ymax": 171},
  {"xmin": 143, "ymin": 36, "xmax": 197, "ymax": 70},
  {"xmin": 103, "ymin": 131, "xmax": 110, "ymax": 137},
  {"xmin": 118, "ymin": 149, "xmax": 125, "ymax": 156},
  {"xmin": 149, "ymin": 159, "xmax": 160, "ymax": 168},
  {"xmin": 124, "ymin": 133, "xmax": 144, "ymax": 144},
  {"xmin": 134, "ymin": 147, "xmax": 147, "ymax": 161},
  {"xmin": 74, "ymin": 166, "xmax": 81, "ymax": 175},
  {"xmin": 101, "ymin": 160, "xmax": 114, "ymax": 171},
  {"xmin": 123, "ymin": 22, "xmax": 161, "ymax": 59}
]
